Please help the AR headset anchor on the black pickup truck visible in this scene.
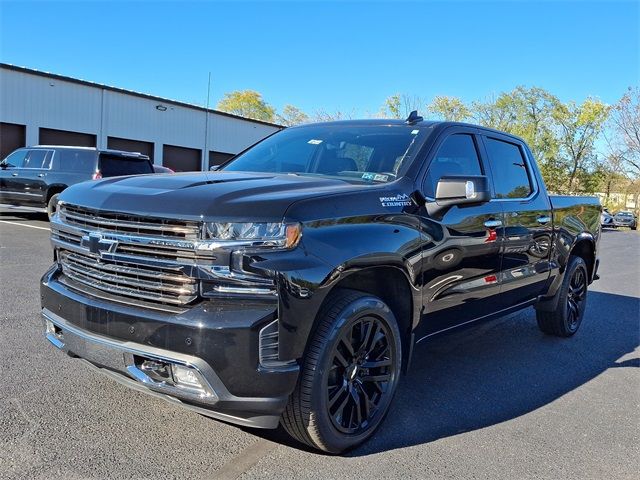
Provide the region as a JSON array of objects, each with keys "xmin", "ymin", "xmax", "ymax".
[{"xmin": 41, "ymin": 117, "xmax": 601, "ymax": 453}]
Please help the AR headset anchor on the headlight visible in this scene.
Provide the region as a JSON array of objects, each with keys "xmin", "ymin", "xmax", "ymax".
[{"xmin": 200, "ymin": 221, "xmax": 301, "ymax": 249}]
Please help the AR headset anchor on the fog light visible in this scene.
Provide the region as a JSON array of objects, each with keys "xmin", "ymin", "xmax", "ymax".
[
  {"xmin": 171, "ymin": 364, "xmax": 204, "ymax": 389},
  {"xmin": 44, "ymin": 319, "xmax": 64, "ymax": 349}
]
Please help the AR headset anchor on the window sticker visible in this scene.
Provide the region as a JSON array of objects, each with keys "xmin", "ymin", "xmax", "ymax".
[
  {"xmin": 361, "ymin": 172, "xmax": 389, "ymax": 182},
  {"xmin": 307, "ymin": 139, "xmax": 323, "ymax": 145}
]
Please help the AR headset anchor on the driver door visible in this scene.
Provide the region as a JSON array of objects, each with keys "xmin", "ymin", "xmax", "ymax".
[
  {"xmin": 0, "ymin": 148, "xmax": 29, "ymax": 204},
  {"xmin": 415, "ymin": 127, "xmax": 505, "ymax": 338}
]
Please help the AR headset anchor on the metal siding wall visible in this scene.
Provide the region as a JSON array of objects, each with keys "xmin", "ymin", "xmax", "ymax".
[
  {"xmin": 210, "ymin": 115, "xmax": 279, "ymax": 154},
  {"xmin": 0, "ymin": 67, "xmax": 281, "ymax": 169},
  {"xmin": 0, "ymin": 69, "xmax": 102, "ymax": 135}
]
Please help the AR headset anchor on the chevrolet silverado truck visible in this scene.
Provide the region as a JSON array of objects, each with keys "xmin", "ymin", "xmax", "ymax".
[{"xmin": 41, "ymin": 115, "xmax": 601, "ymax": 453}]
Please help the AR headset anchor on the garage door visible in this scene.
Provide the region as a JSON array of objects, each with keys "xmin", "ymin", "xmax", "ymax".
[
  {"xmin": 39, "ymin": 128, "xmax": 96, "ymax": 147},
  {"xmin": 163, "ymin": 145, "xmax": 202, "ymax": 172},
  {"xmin": 108, "ymin": 137, "xmax": 154, "ymax": 161},
  {"xmin": 0, "ymin": 122, "xmax": 26, "ymax": 160},
  {"xmin": 209, "ymin": 151, "xmax": 234, "ymax": 168}
]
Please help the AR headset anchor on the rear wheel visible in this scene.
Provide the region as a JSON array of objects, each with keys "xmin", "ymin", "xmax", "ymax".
[
  {"xmin": 536, "ymin": 255, "xmax": 588, "ymax": 337},
  {"xmin": 281, "ymin": 289, "xmax": 402, "ymax": 453},
  {"xmin": 46, "ymin": 193, "xmax": 60, "ymax": 220}
]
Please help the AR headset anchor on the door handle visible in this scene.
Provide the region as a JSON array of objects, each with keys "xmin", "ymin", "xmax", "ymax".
[
  {"xmin": 537, "ymin": 216, "xmax": 551, "ymax": 225},
  {"xmin": 11, "ymin": 172, "xmax": 18, "ymax": 176},
  {"xmin": 484, "ymin": 219, "xmax": 503, "ymax": 228},
  {"xmin": 37, "ymin": 173, "xmax": 45, "ymax": 178}
]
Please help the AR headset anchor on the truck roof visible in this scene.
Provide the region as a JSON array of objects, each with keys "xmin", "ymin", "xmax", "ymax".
[{"xmin": 290, "ymin": 119, "xmax": 529, "ymax": 144}]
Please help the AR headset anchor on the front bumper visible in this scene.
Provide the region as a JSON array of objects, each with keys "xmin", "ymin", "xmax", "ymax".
[
  {"xmin": 41, "ymin": 266, "xmax": 299, "ymax": 429},
  {"xmin": 613, "ymin": 221, "xmax": 635, "ymax": 227}
]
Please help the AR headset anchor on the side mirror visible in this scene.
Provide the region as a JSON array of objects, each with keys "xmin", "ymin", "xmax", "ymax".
[
  {"xmin": 209, "ymin": 165, "xmax": 220, "ymax": 172},
  {"xmin": 435, "ymin": 175, "xmax": 490, "ymax": 207},
  {"xmin": 0, "ymin": 161, "xmax": 8, "ymax": 170}
]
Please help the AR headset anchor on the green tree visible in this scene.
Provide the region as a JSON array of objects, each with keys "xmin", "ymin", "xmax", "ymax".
[
  {"xmin": 609, "ymin": 87, "xmax": 640, "ymax": 176},
  {"xmin": 427, "ymin": 95, "xmax": 471, "ymax": 121},
  {"xmin": 216, "ymin": 90, "xmax": 276, "ymax": 122},
  {"xmin": 381, "ymin": 94, "xmax": 426, "ymax": 119},
  {"xmin": 552, "ymin": 97, "xmax": 610, "ymax": 192},
  {"xmin": 277, "ymin": 104, "xmax": 309, "ymax": 126}
]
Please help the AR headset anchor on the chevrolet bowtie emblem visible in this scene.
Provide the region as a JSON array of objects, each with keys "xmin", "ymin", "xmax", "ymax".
[{"xmin": 81, "ymin": 232, "xmax": 118, "ymax": 255}]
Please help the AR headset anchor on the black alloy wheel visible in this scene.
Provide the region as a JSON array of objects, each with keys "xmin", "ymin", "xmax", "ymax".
[
  {"xmin": 326, "ymin": 316, "xmax": 395, "ymax": 434},
  {"xmin": 566, "ymin": 266, "xmax": 586, "ymax": 332},
  {"xmin": 281, "ymin": 289, "xmax": 402, "ymax": 453},
  {"xmin": 536, "ymin": 255, "xmax": 588, "ymax": 337}
]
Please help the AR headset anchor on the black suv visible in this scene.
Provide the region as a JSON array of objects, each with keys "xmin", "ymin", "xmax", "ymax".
[{"xmin": 0, "ymin": 146, "xmax": 154, "ymax": 218}]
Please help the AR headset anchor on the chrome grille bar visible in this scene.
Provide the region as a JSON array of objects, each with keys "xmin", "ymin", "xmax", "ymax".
[
  {"xmin": 59, "ymin": 251, "xmax": 198, "ymax": 306},
  {"xmin": 59, "ymin": 203, "xmax": 200, "ymax": 239}
]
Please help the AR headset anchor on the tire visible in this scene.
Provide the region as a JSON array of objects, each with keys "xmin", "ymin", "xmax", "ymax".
[
  {"xmin": 46, "ymin": 193, "xmax": 60, "ymax": 220},
  {"xmin": 281, "ymin": 289, "xmax": 402, "ymax": 453},
  {"xmin": 536, "ymin": 255, "xmax": 588, "ymax": 337}
]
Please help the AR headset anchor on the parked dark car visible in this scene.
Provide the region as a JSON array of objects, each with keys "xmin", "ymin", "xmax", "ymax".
[
  {"xmin": 0, "ymin": 146, "xmax": 153, "ymax": 218},
  {"xmin": 612, "ymin": 210, "xmax": 637, "ymax": 230},
  {"xmin": 41, "ymin": 117, "xmax": 601, "ymax": 453}
]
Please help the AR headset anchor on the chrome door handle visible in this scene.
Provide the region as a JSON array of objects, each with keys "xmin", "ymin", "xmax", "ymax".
[
  {"xmin": 37, "ymin": 173, "xmax": 45, "ymax": 177},
  {"xmin": 484, "ymin": 219, "xmax": 503, "ymax": 228},
  {"xmin": 11, "ymin": 172, "xmax": 18, "ymax": 176},
  {"xmin": 537, "ymin": 216, "xmax": 551, "ymax": 225}
]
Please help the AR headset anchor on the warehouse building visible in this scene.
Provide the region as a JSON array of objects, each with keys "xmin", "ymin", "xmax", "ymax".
[{"xmin": 0, "ymin": 63, "xmax": 282, "ymax": 171}]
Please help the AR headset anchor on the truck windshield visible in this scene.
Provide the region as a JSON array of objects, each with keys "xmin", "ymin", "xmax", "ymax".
[{"xmin": 223, "ymin": 125, "xmax": 426, "ymax": 183}]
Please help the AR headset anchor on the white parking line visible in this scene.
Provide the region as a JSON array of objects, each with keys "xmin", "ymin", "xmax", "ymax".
[{"xmin": 0, "ymin": 220, "xmax": 50, "ymax": 231}]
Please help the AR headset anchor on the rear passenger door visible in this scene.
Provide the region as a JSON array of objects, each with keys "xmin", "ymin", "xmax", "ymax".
[{"xmin": 480, "ymin": 133, "xmax": 553, "ymax": 305}]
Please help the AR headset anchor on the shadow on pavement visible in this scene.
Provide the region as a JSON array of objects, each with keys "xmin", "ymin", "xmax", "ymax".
[
  {"xmin": 251, "ymin": 291, "xmax": 639, "ymax": 456},
  {"xmin": 0, "ymin": 210, "xmax": 48, "ymax": 222}
]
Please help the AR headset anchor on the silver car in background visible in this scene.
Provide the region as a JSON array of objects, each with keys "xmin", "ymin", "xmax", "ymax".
[{"xmin": 612, "ymin": 211, "xmax": 637, "ymax": 230}]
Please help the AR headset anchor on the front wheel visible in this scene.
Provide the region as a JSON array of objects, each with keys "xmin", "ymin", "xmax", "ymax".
[
  {"xmin": 536, "ymin": 255, "xmax": 588, "ymax": 337},
  {"xmin": 281, "ymin": 289, "xmax": 402, "ymax": 453}
]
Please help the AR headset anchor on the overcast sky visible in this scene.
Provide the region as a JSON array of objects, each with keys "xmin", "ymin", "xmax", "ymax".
[{"xmin": 1, "ymin": 0, "xmax": 638, "ymax": 115}]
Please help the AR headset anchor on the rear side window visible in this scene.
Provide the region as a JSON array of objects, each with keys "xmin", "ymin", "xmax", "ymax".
[
  {"xmin": 484, "ymin": 138, "xmax": 532, "ymax": 199},
  {"xmin": 425, "ymin": 134, "xmax": 482, "ymax": 197},
  {"xmin": 56, "ymin": 150, "xmax": 97, "ymax": 173},
  {"xmin": 99, "ymin": 155, "xmax": 153, "ymax": 177},
  {"xmin": 23, "ymin": 150, "xmax": 53, "ymax": 169}
]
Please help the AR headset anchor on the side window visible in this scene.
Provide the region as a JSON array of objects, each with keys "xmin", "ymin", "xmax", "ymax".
[
  {"xmin": 424, "ymin": 134, "xmax": 482, "ymax": 197},
  {"xmin": 22, "ymin": 150, "xmax": 52, "ymax": 169},
  {"xmin": 56, "ymin": 150, "xmax": 97, "ymax": 173},
  {"xmin": 2, "ymin": 149, "xmax": 28, "ymax": 168},
  {"xmin": 484, "ymin": 138, "xmax": 532, "ymax": 199}
]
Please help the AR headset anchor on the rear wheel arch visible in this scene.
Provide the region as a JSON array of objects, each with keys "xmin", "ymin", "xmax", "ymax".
[
  {"xmin": 570, "ymin": 237, "xmax": 596, "ymax": 282},
  {"xmin": 45, "ymin": 185, "xmax": 67, "ymax": 203}
]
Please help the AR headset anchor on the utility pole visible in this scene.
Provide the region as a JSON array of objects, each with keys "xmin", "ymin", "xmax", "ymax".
[{"xmin": 203, "ymin": 72, "xmax": 212, "ymax": 171}]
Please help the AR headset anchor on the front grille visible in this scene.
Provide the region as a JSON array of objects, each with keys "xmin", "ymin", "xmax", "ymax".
[
  {"xmin": 52, "ymin": 204, "xmax": 205, "ymax": 262},
  {"xmin": 59, "ymin": 203, "xmax": 200, "ymax": 240},
  {"xmin": 59, "ymin": 250, "xmax": 198, "ymax": 306},
  {"xmin": 52, "ymin": 203, "xmax": 205, "ymax": 310}
]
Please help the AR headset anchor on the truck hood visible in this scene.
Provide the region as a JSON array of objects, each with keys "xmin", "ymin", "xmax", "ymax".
[{"xmin": 59, "ymin": 171, "xmax": 376, "ymax": 221}]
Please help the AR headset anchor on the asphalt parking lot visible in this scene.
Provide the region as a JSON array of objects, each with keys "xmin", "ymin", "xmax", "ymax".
[{"xmin": 0, "ymin": 207, "xmax": 638, "ymax": 480}]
